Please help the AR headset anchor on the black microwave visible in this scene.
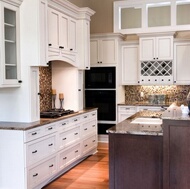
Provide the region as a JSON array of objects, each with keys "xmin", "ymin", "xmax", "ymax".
[{"xmin": 85, "ymin": 67, "xmax": 116, "ymax": 89}]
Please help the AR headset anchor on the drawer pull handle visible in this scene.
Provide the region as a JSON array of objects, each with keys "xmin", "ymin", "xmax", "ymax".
[
  {"xmin": 33, "ymin": 173, "xmax": 38, "ymax": 177},
  {"xmin": 74, "ymin": 119, "xmax": 78, "ymax": 122},
  {"xmin": 92, "ymin": 125, "xmax": 95, "ymax": 127},
  {"xmin": 32, "ymin": 150, "xmax": 37, "ymax": 154},
  {"xmin": 62, "ymin": 123, "xmax": 66, "ymax": 125},
  {"xmin": 63, "ymin": 157, "xmax": 67, "ymax": 160},
  {"xmin": 63, "ymin": 138, "xmax": 67, "ymax": 140},
  {"xmin": 74, "ymin": 133, "xmax": 78, "ymax": 135},
  {"xmin": 48, "ymin": 127, "xmax": 53, "ymax": 130},
  {"xmin": 75, "ymin": 150, "xmax": 78, "ymax": 153},
  {"xmin": 85, "ymin": 144, "xmax": 88, "ymax": 147},
  {"xmin": 93, "ymin": 140, "xmax": 96, "ymax": 142},
  {"xmin": 48, "ymin": 143, "xmax": 53, "ymax": 146},
  {"xmin": 49, "ymin": 164, "xmax": 54, "ymax": 168},
  {"xmin": 84, "ymin": 128, "xmax": 88, "ymax": 131},
  {"xmin": 32, "ymin": 132, "xmax": 37, "ymax": 135},
  {"xmin": 84, "ymin": 116, "xmax": 87, "ymax": 118},
  {"xmin": 92, "ymin": 113, "xmax": 96, "ymax": 116}
]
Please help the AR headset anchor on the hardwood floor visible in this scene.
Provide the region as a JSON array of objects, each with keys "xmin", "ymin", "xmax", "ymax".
[{"xmin": 43, "ymin": 143, "xmax": 109, "ymax": 189}]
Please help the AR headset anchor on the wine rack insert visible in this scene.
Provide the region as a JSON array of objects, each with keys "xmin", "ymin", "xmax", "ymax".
[{"xmin": 141, "ymin": 60, "xmax": 172, "ymax": 76}]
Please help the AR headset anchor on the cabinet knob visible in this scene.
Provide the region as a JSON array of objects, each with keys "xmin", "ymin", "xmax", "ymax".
[
  {"xmin": 153, "ymin": 58, "xmax": 155, "ymax": 60},
  {"xmin": 86, "ymin": 67, "xmax": 89, "ymax": 69},
  {"xmin": 156, "ymin": 58, "xmax": 158, "ymax": 59},
  {"xmin": 59, "ymin": 46, "xmax": 64, "ymax": 49},
  {"xmin": 18, "ymin": 80, "xmax": 22, "ymax": 83},
  {"xmin": 155, "ymin": 79, "xmax": 157, "ymax": 81},
  {"xmin": 70, "ymin": 48, "xmax": 73, "ymax": 51},
  {"xmin": 48, "ymin": 44, "xmax": 52, "ymax": 47},
  {"xmin": 174, "ymin": 81, "xmax": 176, "ymax": 83}
]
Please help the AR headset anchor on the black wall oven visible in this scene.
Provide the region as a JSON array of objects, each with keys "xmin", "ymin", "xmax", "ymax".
[
  {"xmin": 85, "ymin": 67, "xmax": 116, "ymax": 135},
  {"xmin": 85, "ymin": 67, "xmax": 115, "ymax": 89}
]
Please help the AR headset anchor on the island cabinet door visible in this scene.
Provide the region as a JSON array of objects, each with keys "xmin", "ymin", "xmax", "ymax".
[
  {"xmin": 109, "ymin": 133, "xmax": 163, "ymax": 189},
  {"xmin": 163, "ymin": 120, "xmax": 190, "ymax": 189}
]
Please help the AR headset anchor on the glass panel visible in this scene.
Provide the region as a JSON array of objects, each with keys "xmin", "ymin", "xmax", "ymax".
[
  {"xmin": 4, "ymin": 8, "xmax": 17, "ymax": 80},
  {"xmin": 177, "ymin": 3, "xmax": 190, "ymax": 25},
  {"xmin": 148, "ymin": 4, "xmax": 171, "ymax": 27},
  {"xmin": 4, "ymin": 8, "xmax": 16, "ymax": 25},
  {"xmin": 5, "ymin": 66, "xmax": 17, "ymax": 79},
  {"xmin": 121, "ymin": 7, "xmax": 141, "ymax": 29}
]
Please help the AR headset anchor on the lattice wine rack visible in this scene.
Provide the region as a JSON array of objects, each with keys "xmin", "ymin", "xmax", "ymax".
[{"xmin": 141, "ymin": 60, "xmax": 172, "ymax": 76}]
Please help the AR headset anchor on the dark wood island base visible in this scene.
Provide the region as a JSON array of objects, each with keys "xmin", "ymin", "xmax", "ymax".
[{"xmin": 109, "ymin": 133, "xmax": 163, "ymax": 189}]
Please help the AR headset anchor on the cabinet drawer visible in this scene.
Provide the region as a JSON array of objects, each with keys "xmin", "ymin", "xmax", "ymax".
[
  {"xmin": 26, "ymin": 134, "xmax": 57, "ymax": 166},
  {"xmin": 58, "ymin": 143, "xmax": 80, "ymax": 170},
  {"xmin": 81, "ymin": 111, "xmax": 97, "ymax": 122},
  {"xmin": 57, "ymin": 118, "xmax": 70, "ymax": 131},
  {"xmin": 118, "ymin": 106, "xmax": 136, "ymax": 113},
  {"xmin": 82, "ymin": 135, "xmax": 97, "ymax": 154},
  {"xmin": 58, "ymin": 126, "xmax": 80, "ymax": 149},
  {"xmin": 24, "ymin": 123, "xmax": 57, "ymax": 142},
  {"xmin": 70, "ymin": 116, "xmax": 81, "ymax": 125},
  {"xmin": 28, "ymin": 156, "xmax": 57, "ymax": 189},
  {"xmin": 82, "ymin": 120, "xmax": 97, "ymax": 138}
]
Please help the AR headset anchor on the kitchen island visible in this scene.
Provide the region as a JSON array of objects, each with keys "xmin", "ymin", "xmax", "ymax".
[{"xmin": 108, "ymin": 109, "xmax": 190, "ymax": 189}]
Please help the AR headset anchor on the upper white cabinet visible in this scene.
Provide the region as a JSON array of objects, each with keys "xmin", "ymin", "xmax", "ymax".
[
  {"xmin": 139, "ymin": 35, "xmax": 174, "ymax": 61},
  {"xmin": 121, "ymin": 42, "xmax": 139, "ymax": 85},
  {"xmin": 0, "ymin": 2, "xmax": 21, "ymax": 87},
  {"xmin": 90, "ymin": 33, "xmax": 124, "ymax": 66},
  {"xmin": 48, "ymin": 7, "xmax": 77, "ymax": 66},
  {"xmin": 20, "ymin": 0, "xmax": 48, "ymax": 67},
  {"xmin": 114, "ymin": 0, "xmax": 190, "ymax": 34},
  {"xmin": 174, "ymin": 39, "xmax": 190, "ymax": 85}
]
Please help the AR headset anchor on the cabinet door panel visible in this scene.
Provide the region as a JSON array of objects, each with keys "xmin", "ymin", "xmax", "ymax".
[
  {"xmin": 140, "ymin": 37, "xmax": 155, "ymax": 61},
  {"xmin": 59, "ymin": 14, "xmax": 69, "ymax": 50},
  {"xmin": 48, "ymin": 8, "xmax": 59, "ymax": 50},
  {"xmin": 101, "ymin": 39, "xmax": 117, "ymax": 64},
  {"xmin": 122, "ymin": 45, "xmax": 139, "ymax": 85},
  {"xmin": 69, "ymin": 18, "xmax": 77, "ymax": 52},
  {"xmin": 90, "ymin": 40, "xmax": 99, "ymax": 65},
  {"xmin": 157, "ymin": 36, "xmax": 173, "ymax": 60}
]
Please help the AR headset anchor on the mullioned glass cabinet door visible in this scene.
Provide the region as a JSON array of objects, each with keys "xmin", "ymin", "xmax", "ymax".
[{"xmin": 1, "ymin": 2, "xmax": 21, "ymax": 87}]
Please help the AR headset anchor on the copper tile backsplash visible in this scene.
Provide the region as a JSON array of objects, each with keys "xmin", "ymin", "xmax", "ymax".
[
  {"xmin": 39, "ymin": 66, "xmax": 52, "ymax": 112},
  {"xmin": 125, "ymin": 85, "xmax": 190, "ymax": 105}
]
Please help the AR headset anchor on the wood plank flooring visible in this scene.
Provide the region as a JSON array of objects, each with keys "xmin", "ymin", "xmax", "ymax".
[{"xmin": 43, "ymin": 143, "xmax": 109, "ymax": 189}]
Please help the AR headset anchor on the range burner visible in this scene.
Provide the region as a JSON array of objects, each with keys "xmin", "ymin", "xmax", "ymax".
[{"xmin": 40, "ymin": 109, "xmax": 75, "ymax": 118}]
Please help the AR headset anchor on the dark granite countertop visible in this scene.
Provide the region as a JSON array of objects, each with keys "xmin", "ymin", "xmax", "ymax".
[
  {"xmin": 0, "ymin": 108, "xmax": 97, "ymax": 131},
  {"xmin": 107, "ymin": 110, "xmax": 164, "ymax": 136},
  {"xmin": 118, "ymin": 101, "xmax": 170, "ymax": 107}
]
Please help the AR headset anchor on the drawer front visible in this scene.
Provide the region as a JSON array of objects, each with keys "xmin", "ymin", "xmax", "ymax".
[
  {"xmin": 70, "ymin": 116, "xmax": 81, "ymax": 125},
  {"xmin": 24, "ymin": 123, "xmax": 57, "ymax": 142},
  {"xmin": 82, "ymin": 120, "xmax": 97, "ymax": 138},
  {"xmin": 118, "ymin": 106, "xmax": 136, "ymax": 113},
  {"xmin": 26, "ymin": 134, "xmax": 57, "ymax": 166},
  {"xmin": 24, "ymin": 127, "xmax": 42, "ymax": 142},
  {"xmin": 57, "ymin": 118, "xmax": 70, "ymax": 131},
  {"xmin": 58, "ymin": 126, "xmax": 80, "ymax": 149},
  {"xmin": 58, "ymin": 143, "xmax": 80, "ymax": 170},
  {"xmin": 28, "ymin": 156, "xmax": 57, "ymax": 189},
  {"xmin": 82, "ymin": 135, "xmax": 97, "ymax": 154}
]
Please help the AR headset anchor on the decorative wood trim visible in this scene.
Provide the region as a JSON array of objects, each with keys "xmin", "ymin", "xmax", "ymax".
[{"xmin": 1, "ymin": 0, "xmax": 23, "ymax": 7}]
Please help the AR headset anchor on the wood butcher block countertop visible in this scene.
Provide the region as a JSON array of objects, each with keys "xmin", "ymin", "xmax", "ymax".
[{"xmin": 0, "ymin": 108, "xmax": 97, "ymax": 131}]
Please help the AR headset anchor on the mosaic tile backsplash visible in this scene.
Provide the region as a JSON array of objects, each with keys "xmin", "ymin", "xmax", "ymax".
[
  {"xmin": 39, "ymin": 66, "xmax": 190, "ymax": 110},
  {"xmin": 39, "ymin": 66, "xmax": 52, "ymax": 112},
  {"xmin": 125, "ymin": 85, "xmax": 190, "ymax": 105}
]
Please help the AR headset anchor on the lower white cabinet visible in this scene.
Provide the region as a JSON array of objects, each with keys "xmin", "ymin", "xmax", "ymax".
[
  {"xmin": 118, "ymin": 106, "xmax": 137, "ymax": 123},
  {"xmin": 0, "ymin": 109, "xmax": 97, "ymax": 189}
]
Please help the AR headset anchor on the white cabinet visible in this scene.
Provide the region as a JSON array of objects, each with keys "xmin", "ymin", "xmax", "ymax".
[
  {"xmin": 20, "ymin": 0, "xmax": 48, "ymax": 67},
  {"xmin": 139, "ymin": 35, "xmax": 173, "ymax": 61},
  {"xmin": 121, "ymin": 42, "xmax": 139, "ymax": 85},
  {"xmin": 118, "ymin": 105, "xmax": 137, "ymax": 123},
  {"xmin": 48, "ymin": 7, "xmax": 77, "ymax": 67},
  {"xmin": 136, "ymin": 106, "xmax": 163, "ymax": 112},
  {"xmin": 90, "ymin": 34, "xmax": 124, "ymax": 66},
  {"xmin": 174, "ymin": 40, "xmax": 190, "ymax": 85},
  {"xmin": 0, "ymin": 2, "xmax": 21, "ymax": 87}
]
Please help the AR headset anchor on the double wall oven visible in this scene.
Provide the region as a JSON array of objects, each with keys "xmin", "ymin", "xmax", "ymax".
[{"xmin": 85, "ymin": 67, "xmax": 116, "ymax": 134}]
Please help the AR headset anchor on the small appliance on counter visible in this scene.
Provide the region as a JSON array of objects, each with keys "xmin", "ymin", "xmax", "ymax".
[{"xmin": 40, "ymin": 109, "xmax": 75, "ymax": 118}]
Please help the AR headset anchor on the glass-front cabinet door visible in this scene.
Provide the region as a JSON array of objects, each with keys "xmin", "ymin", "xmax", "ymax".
[{"xmin": 0, "ymin": 2, "xmax": 21, "ymax": 87}]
